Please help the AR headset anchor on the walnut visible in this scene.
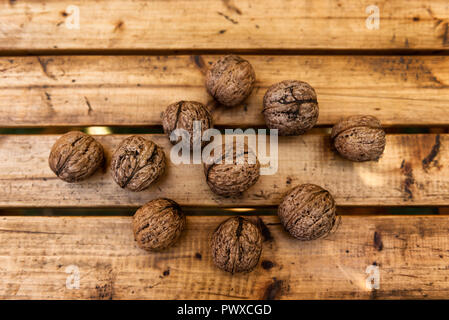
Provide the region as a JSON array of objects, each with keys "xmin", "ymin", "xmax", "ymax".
[
  {"xmin": 205, "ymin": 55, "xmax": 256, "ymax": 107},
  {"xmin": 133, "ymin": 198, "xmax": 186, "ymax": 251},
  {"xmin": 48, "ymin": 131, "xmax": 104, "ymax": 182},
  {"xmin": 210, "ymin": 216, "xmax": 262, "ymax": 273},
  {"xmin": 331, "ymin": 115, "xmax": 386, "ymax": 162},
  {"xmin": 204, "ymin": 143, "xmax": 260, "ymax": 197},
  {"xmin": 111, "ymin": 135, "xmax": 166, "ymax": 192},
  {"xmin": 278, "ymin": 184, "xmax": 336, "ymax": 240},
  {"xmin": 263, "ymin": 80, "xmax": 319, "ymax": 135},
  {"xmin": 162, "ymin": 101, "xmax": 213, "ymax": 148}
]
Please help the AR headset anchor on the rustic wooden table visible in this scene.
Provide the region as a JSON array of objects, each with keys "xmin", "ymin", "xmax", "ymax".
[{"xmin": 0, "ymin": 0, "xmax": 449, "ymax": 299}]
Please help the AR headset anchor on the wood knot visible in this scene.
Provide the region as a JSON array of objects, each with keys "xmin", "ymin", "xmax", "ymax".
[
  {"xmin": 373, "ymin": 231, "xmax": 383, "ymax": 251},
  {"xmin": 262, "ymin": 278, "xmax": 284, "ymax": 300}
]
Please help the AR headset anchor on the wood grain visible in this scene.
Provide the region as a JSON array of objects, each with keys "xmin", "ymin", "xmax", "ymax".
[
  {"xmin": 0, "ymin": 133, "xmax": 447, "ymax": 207},
  {"xmin": 0, "ymin": 215, "xmax": 448, "ymax": 299},
  {"xmin": 1, "ymin": 55, "xmax": 449, "ymax": 127},
  {"xmin": 1, "ymin": 0, "xmax": 449, "ymax": 50}
]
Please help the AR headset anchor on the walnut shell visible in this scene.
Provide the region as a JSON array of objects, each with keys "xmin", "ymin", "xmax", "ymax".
[
  {"xmin": 263, "ymin": 80, "xmax": 319, "ymax": 135},
  {"xmin": 210, "ymin": 216, "xmax": 262, "ymax": 273},
  {"xmin": 162, "ymin": 101, "xmax": 213, "ymax": 148},
  {"xmin": 111, "ymin": 135, "xmax": 166, "ymax": 192},
  {"xmin": 205, "ymin": 55, "xmax": 256, "ymax": 107},
  {"xmin": 331, "ymin": 115, "xmax": 386, "ymax": 162},
  {"xmin": 48, "ymin": 131, "xmax": 104, "ymax": 182},
  {"xmin": 133, "ymin": 198, "xmax": 186, "ymax": 251},
  {"xmin": 278, "ymin": 184, "xmax": 336, "ymax": 240},
  {"xmin": 204, "ymin": 143, "xmax": 260, "ymax": 197}
]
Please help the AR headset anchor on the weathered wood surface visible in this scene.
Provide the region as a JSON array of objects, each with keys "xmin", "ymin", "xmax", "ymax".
[
  {"xmin": 0, "ymin": 133, "xmax": 446, "ymax": 207},
  {"xmin": 1, "ymin": 0, "xmax": 449, "ymax": 50},
  {"xmin": 1, "ymin": 55, "xmax": 449, "ymax": 127},
  {"xmin": 0, "ymin": 215, "xmax": 448, "ymax": 299}
]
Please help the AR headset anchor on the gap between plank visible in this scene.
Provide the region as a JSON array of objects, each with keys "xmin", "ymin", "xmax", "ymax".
[
  {"xmin": 2, "ymin": 49, "xmax": 449, "ymax": 57},
  {"xmin": 0, "ymin": 127, "xmax": 448, "ymax": 135},
  {"xmin": 0, "ymin": 207, "xmax": 443, "ymax": 217}
]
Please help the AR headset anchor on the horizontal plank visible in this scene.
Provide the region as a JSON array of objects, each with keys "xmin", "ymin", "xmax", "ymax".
[
  {"xmin": 2, "ymin": 55, "xmax": 449, "ymax": 127},
  {"xmin": 1, "ymin": 215, "xmax": 449, "ymax": 299},
  {"xmin": 0, "ymin": 133, "xmax": 447, "ymax": 207},
  {"xmin": 1, "ymin": 1, "xmax": 449, "ymax": 50}
]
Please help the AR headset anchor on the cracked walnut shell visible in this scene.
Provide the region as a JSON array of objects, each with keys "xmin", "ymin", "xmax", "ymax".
[
  {"xmin": 211, "ymin": 216, "xmax": 263, "ymax": 273},
  {"xmin": 205, "ymin": 55, "xmax": 256, "ymax": 107},
  {"xmin": 133, "ymin": 198, "xmax": 186, "ymax": 251},
  {"xmin": 204, "ymin": 143, "xmax": 260, "ymax": 197},
  {"xmin": 162, "ymin": 101, "xmax": 213, "ymax": 148},
  {"xmin": 111, "ymin": 135, "xmax": 166, "ymax": 192},
  {"xmin": 48, "ymin": 131, "xmax": 104, "ymax": 182},
  {"xmin": 263, "ymin": 80, "xmax": 319, "ymax": 135},
  {"xmin": 278, "ymin": 184, "xmax": 336, "ymax": 241},
  {"xmin": 331, "ymin": 115, "xmax": 386, "ymax": 162}
]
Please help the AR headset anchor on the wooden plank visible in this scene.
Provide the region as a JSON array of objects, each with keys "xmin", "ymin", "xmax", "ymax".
[
  {"xmin": 1, "ymin": 1, "xmax": 449, "ymax": 50},
  {"xmin": 1, "ymin": 55, "xmax": 449, "ymax": 127},
  {"xmin": 0, "ymin": 215, "xmax": 448, "ymax": 299},
  {"xmin": 0, "ymin": 133, "xmax": 447, "ymax": 207}
]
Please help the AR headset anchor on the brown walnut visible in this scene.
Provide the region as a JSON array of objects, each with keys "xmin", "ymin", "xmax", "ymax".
[
  {"xmin": 204, "ymin": 143, "xmax": 260, "ymax": 197},
  {"xmin": 133, "ymin": 198, "xmax": 186, "ymax": 251},
  {"xmin": 210, "ymin": 216, "xmax": 263, "ymax": 273},
  {"xmin": 205, "ymin": 55, "xmax": 256, "ymax": 107},
  {"xmin": 111, "ymin": 135, "xmax": 166, "ymax": 192},
  {"xmin": 331, "ymin": 115, "xmax": 386, "ymax": 162},
  {"xmin": 278, "ymin": 184, "xmax": 336, "ymax": 240},
  {"xmin": 263, "ymin": 80, "xmax": 319, "ymax": 135},
  {"xmin": 162, "ymin": 101, "xmax": 213, "ymax": 148},
  {"xmin": 48, "ymin": 131, "xmax": 104, "ymax": 182}
]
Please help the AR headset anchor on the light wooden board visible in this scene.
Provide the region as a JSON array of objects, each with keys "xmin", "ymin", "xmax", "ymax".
[
  {"xmin": 0, "ymin": 133, "xmax": 447, "ymax": 207},
  {"xmin": 0, "ymin": 215, "xmax": 448, "ymax": 299},
  {"xmin": 1, "ymin": 55, "xmax": 449, "ymax": 127},
  {"xmin": 1, "ymin": 0, "xmax": 449, "ymax": 50}
]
